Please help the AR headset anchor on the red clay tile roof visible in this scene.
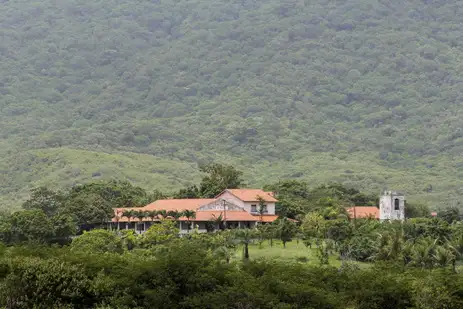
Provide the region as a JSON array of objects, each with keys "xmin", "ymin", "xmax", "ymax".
[
  {"xmin": 180, "ymin": 210, "xmax": 259, "ymax": 222},
  {"xmin": 346, "ymin": 206, "xmax": 379, "ymax": 219},
  {"xmin": 143, "ymin": 199, "xmax": 215, "ymax": 211},
  {"xmin": 222, "ymin": 189, "xmax": 278, "ymax": 202},
  {"xmin": 255, "ymin": 215, "xmax": 280, "ymax": 223}
]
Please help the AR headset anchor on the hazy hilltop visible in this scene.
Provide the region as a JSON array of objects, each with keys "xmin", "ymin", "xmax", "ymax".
[{"xmin": 1, "ymin": 0, "xmax": 462, "ymax": 208}]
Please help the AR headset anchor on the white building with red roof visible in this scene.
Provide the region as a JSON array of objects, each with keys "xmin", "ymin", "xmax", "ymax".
[{"xmin": 111, "ymin": 188, "xmax": 279, "ymax": 233}]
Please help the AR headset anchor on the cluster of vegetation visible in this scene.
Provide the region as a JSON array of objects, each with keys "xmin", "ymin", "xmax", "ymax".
[
  {"xmin": 2, "ymin": 162, "xmax": 461, "ymax": 245},
  {"xmin": 0, "ymin": 161, "xmax": 462, "ymax": 307},
  {"xmin": 1, "ymin": 0, "xmax": 463, "ymax": 208},
  {"xmin": 0, "ymin": 218, "xmax": 462, "ymax": 308}
]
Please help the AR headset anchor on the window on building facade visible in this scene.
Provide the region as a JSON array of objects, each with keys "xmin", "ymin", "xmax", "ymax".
[
  {"xmin": 251, "ymin": 204, "xmax": 257, "ymax": 213},
  {"xmin": 394, "ymin": 198, "xmax": 400, "ymax": 210}
]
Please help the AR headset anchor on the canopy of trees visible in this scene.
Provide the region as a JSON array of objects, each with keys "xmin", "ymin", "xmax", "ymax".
[
  {"xmin": 1, "ymin": 0, "xmax": 463, "ymax": 208},
  {"xmin": 0, "ymin": 219, "xmax": 461, "ymax": 308},
  {"xmin": 0, "ymin": 176, "xmax": 461, "ymax": 308}
]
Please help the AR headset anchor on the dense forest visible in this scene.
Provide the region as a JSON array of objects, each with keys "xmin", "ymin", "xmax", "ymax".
[{"xmin": 1, "ymin": 0, "xmax": 463, "ymax": 208}]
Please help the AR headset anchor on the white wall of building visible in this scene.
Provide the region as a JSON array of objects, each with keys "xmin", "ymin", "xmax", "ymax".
[
  {"xmin": 244, "ymin": 201, "xmax": 276, "ymax": 215},
  {"xmin": 218, "ymin": 191, "xmax": 246, "ymax": 208},
  {"xmin": 216, "ymin": 191, "xmax": 276, "ymax": 215},
  {"xmin": 379, "ymin": 191, "xmax": 405, "ymax": 221}
]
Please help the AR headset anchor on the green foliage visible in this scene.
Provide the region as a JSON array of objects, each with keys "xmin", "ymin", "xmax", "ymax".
[
  {"xmin": 235, "ymin": 229, "xmax": 256, "ymax": 260},
  {"xmin": 181, "ymin": 210, "xmax": 196, "ymax": 233},
  {"xmin": 61, "ymin": 193, "xmax": 112, "ymax": 228},
  {"xmin": 9, "ymin": 210, "xmax": 53, "ymax": 243},
  {"xmin": 19, "ymin": 182, "xmax": 130, "ymax": 234},
  {"xmin": 267, "ymin": 181, "xmax": 378, "ymax": 219},
  {"xmin": 438, "ymin": 207, "xmax": 462, "ymax": 224},
  {"xmin": 139, "ymin": 220, "xmax": 179, "ymax": 248},
  {"xmin": 347, "ymin": 267, "xmax": 414, "ymax": 309},
  {"xmin": 346, "ymin": 235, "xmax": 377, "ymax": 262},
  {"xmin": 68, "ymin": 180, "xmax": 151, "ymax": 208},
  {"xmin": 198, "ymin": 163, "xmax": 244, "ymax": 198},
  {"xmin": 406, "ymin": 218, "xmax": 452, "ymax": 241},
  {"xmin": 173, "ymin": 163, "xmax": 244, "ymax": 198},
  {"xmin": 0, "ymin": 257, "xmax": 92, "ymax": 309},
  {"xmin": 258, "ymin": 224, "xmax": 277, "ymax": 247},
  {"xmin": 50, "ymin": 214, "xmax": 78, "ymax": 242},
  {"xmin": 405, "ymin": 202, "xmax": 431, "ymax": 219},
  {"xmin": 301, "ymin": 212, "xmax": 327, "ymax": 239},
  {"xmin": 0, "ymin": 0, "xmax": 462, "ymax": 210},
  {"xmin": 0, "ymin": 232, "xmax": 460, "ymax": 308},
  {"xmin": 173, "ymin": 185, "xmax": 200, "ymax": 199},
  {"xmin": 21, "ymin": 187, "xmax": 64, "ymax": 216},
  {"xmin": 70, "ymin": 230, "xmax": 123, "ymax": 254},
  {"xmin": 274, "ymin": 218, "xmax": 298, "ymax": 248}
]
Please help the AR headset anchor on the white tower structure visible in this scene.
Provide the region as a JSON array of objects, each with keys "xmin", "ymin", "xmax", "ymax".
[{"xmin": 379, "ymin": 191, "xmax": 405, "ymax": 221}]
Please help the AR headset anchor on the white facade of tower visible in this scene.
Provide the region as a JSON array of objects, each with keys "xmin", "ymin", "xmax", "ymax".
[{"xmin": 379, "ymin": 191, "xmax": 405, "ymax": 221}]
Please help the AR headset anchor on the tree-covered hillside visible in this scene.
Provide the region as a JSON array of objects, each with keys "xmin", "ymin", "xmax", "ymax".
[{"xmin": 1, "ymin": 0, "xmax": 463, "ymax": 208}]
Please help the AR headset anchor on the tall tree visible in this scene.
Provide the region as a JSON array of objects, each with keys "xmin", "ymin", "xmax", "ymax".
[
  {"xmin": 256, "ymin": 196, "xmax": 267, "ymax": 224},
  {"xmin": 68, "ymin": 180, "xmax": 149, "ymax": 208},
  {"xmin": 62, "ymin": 193, "xmax": 113, "ymax": 231},
  {"xmin": 174, "ymin": 185, "xmax": 200, "ymax": 199},
  {"xmin": 9, "ymin": 209, "xmax": 53, "ymax": 243},
  {"xmin": 275, "ymin": 217, "xmax": 298, "ymax": 248},
  {"xmin": 50, "ymin": 214, "xmax": 77, "ymax": 243},
  {"xmin": 198, "ymin": 163, "xmax": 244, "ymax": 198},
  {"xmin": 22, "ymin": 187, "xmax": 64, "ymax": 216}
]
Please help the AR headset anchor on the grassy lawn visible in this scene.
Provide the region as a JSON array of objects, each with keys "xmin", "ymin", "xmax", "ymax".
[
  {"xmin": 233, "ymin": 239, "xmax": 368, "ymax": 268},
  {"xmin": 229, "ymin": 240, "xmax": 463, "ymax": 272}
]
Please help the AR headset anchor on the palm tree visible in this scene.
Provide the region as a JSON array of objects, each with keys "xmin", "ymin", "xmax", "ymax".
[
  {"xmin": 214, "ymin": 246, "xmax": 235, "ymax": 264},
  {"xmin": 411, "ymin": 238, "xmax": 437, "ymax": 268},
  {"xmin": 369, "ymin": 228, "xmax": 405, "ymax": 262},
  {"xmin": 134, "ymin": 210, "xmax": 147, "ymax": 232},
  {"xmin": 166, "ymin": 210, "xmax": 181, "ymax": 220},
  {"xmin": 122, "ymin": 209, "xmax": 135, "ymax": 229},
  {"xmin": 212, "ymin": 213, "xmax": 224, "ymax": 231},
  {"xmin": 433, "ymin": 245, "xmax": 456, "ymax": 269},
  {"xmin": 448, "ymin": 234, "xmax": 463, "ymax": 272},
  {"xmin": 235, "ymin": 229, "xmax": 254, "ymax": 260},
  {"xmin": 113, "ymin": 210, "xmax": 122, "ymax": 231},
  {"xmin": 157, "ymin": 209, "xmax": 167, "ymax": 220},
  {"xmin": 182, "ymin": 210, "xmax": 196, "ymax": 233},
  {"xmin": 388, "ymin": 227, "xmax": 404, "ymax": 260},
  {"xmin": 146, "ymin": 210, "xmax": 160, "ymax": 222}
]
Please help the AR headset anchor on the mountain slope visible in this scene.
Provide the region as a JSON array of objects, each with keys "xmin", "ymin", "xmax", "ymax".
[{"xmin": 1, "ymin": 0, "xmax": 462, "ymax": 208}]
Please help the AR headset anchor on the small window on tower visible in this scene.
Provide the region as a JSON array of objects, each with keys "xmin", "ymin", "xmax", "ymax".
[{"xmin": 394, "ymin": 198, "xmax": 400, "ymax": 210}]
